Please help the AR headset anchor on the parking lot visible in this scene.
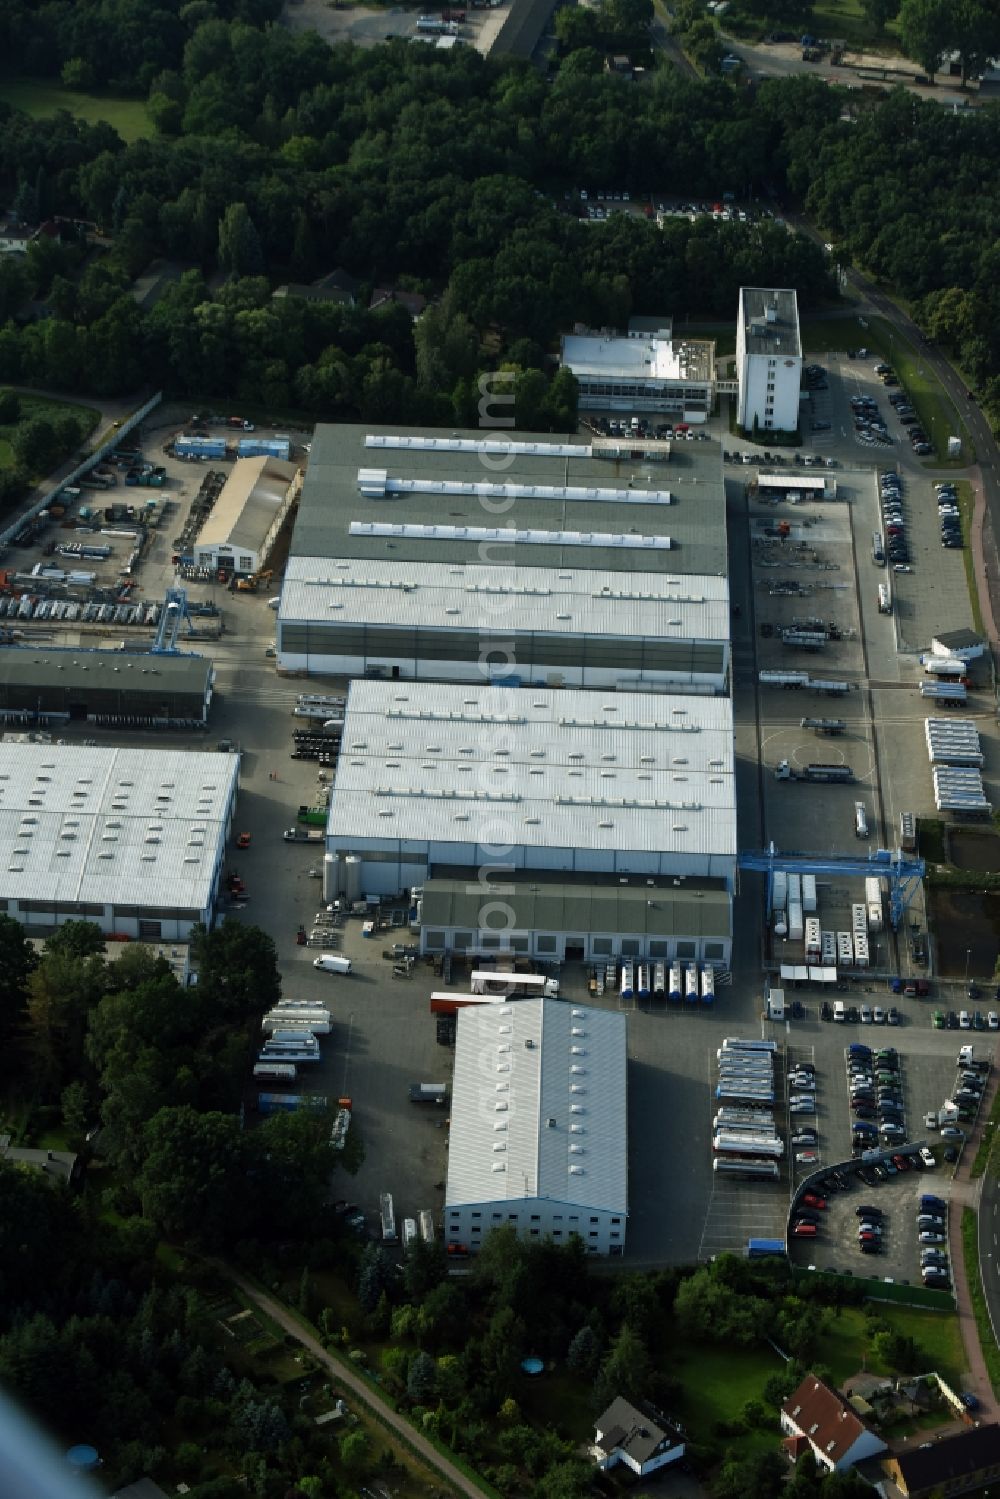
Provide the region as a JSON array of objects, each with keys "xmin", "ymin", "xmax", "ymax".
[{"xmin": 789, "ymin": 1156, "xmax": 954, "ymax": 1289}]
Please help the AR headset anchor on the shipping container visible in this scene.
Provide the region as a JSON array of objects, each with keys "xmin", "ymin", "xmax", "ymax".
[
  {"xmin": 801, "ymin": 874, "xmax": 817, "ymax": 913},
  {"xmin": 805, "ymin": 917, "xmax": 821, "ymax": 961},
  {"xmin": 772, "ymin": 870, "xmax": 788, "ymax": 912},
  {"xmin": 788, "ymin": 900, "xmax": 804, "ymax": 941}
]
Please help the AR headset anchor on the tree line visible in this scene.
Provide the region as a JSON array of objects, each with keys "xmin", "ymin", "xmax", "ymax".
[{"xmin": 0, "ymin": 2, "xmax": 995, "ymax": 439}]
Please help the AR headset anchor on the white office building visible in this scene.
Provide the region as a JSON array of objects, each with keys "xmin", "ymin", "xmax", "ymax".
[
  {"xmin": 736, "ymin": 287, "xmax": 802, "ymax": 434},
  {"xmin": 0, "ymin": 744, "xmax": 239, "ymax": 939},
  {"xmin": 560, "ymin": 329, "xmax": 715, "ymax": 418},
  {"xmin": 324, "ymin": 680, "xmax": 736, "ymax": 963},
  {"xmin": 445, "ymin": 998, "xmax": 628, "ymax": 1255}
]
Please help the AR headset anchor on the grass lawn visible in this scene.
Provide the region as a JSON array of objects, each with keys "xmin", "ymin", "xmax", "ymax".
[
  {"xmin": 962, "ymin": 1207, "xmax": 1000, "ymax": 1395},
  {"xmin": 808, "ymin": 0, "xmax": 902, "ymax": 53},
  {"xmin": 800, "ymin": 1304, "xmax": 964, "ymax": 1391},
  {"xmin": 954, "ymin": 479, "xmax": 986, "ymax": 638},
  {"xmin": 0, "ymin": 78, "xmax": 152, "ymax": 142},
  {"xmin": 672, "ymin": 1338, "xmax": 784, "ymax": 1452},
  {"xmin": 970, "ymin": 1090, "xmax": 1000, "ymax": 1177},
  {"xmin": 520, "ymin": 1368, "xmax": 595, "ymax": 1445},
  {"xmin": 0, "ymin": 390, "xmax": 102, "ymax": 473}
]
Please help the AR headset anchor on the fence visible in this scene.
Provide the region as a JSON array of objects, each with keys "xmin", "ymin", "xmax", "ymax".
[
  {"xmin": 791, "ymin": 1265, "xmax": 954, "ymax": 1310},
  {"xmin": 0, "ymin": 390, "xmax": 163, "ymax": 549}
]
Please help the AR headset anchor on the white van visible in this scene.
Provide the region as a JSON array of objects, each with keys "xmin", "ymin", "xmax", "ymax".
[
  {"xmin": 833, "ymin": 1000, "xmax": 846, "ymax": 1022},
  {"xmin": 313, "ymin": 954, "xmax": 352, "ymax": 974}
]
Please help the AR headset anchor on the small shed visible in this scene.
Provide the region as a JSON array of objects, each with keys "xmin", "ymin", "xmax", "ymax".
[{"xmin": 931, "ymin": 629, "xmax": 984, "ymax": 661}]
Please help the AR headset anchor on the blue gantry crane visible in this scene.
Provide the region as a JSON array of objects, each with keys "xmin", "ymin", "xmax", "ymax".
[
  {"xmin": 738, "ymin": 843, "xmax": 926, "ymax": 930},
  {"xmin": 151, "ymin": 587, "xmax": 195, "ymax": 654}
]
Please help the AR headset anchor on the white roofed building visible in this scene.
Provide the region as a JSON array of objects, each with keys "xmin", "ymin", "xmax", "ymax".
[
  {"xmin": 193, "ymin": 456, "xmax": 301, "ymax": 576},
  {"xmin": 445, "ymin": 997, "xmax": 627, "ymax": 1255},
  {"xmin": 325, "ymin": 680, "xmax": 735, "ymax": 963},
  {"xmin": 279, "ymin": 423, "xmax": 730, "ymax": 692},
  {"xmin": 560, "ymin": 329, "xmax": 715, "ymax": 418},
  {"xmin": 736, "ymin": 287, "xmax": 802, "ymax": 435},
  {"xmin": 278, "ymin": 556, "xmax": 729, "ymax": 692},
  {"xmin": 0, "ymin": 744, "xmax": 239, "ymax": 939}
]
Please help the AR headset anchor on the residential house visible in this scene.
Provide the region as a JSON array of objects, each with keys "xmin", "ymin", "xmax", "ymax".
[
  {"xmin": 130, "ymin": 258, "xmax": 192, "ymax": 311},
  {"xmin": 781, "ymin": 1373, "xmax": 887, "ymax": 1473},
  {"xmin": 369, "ymin": 286, "xmax": 427, "ymax": 318},
  {"xmin": 0, "ymin": 218, "xmax": 39, "ymax": 255},
  {"xmin": 273, "ymin": 267, "xmax": 359, "ymax": 308},
  {"xmin": 592, "ymin": 1397, "xmax": 685, "ymax": 1477},
  {"xmin": 881, "ymin": 1423, "xmax": 1000, "ymax": 1498},
  {"xmin": 0, "ymin": 1134, "xmax": 80, "ymax": 1188},
  {"xmin": 113, "ymin": 1480, "xmax": 171, "ymax": 1499}
]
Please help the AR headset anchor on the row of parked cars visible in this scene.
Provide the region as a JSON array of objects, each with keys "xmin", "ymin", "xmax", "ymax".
[
  {"xmin": 879, "ymin": 469, "xmax": 910, "ymax": 569},
  {"xmin": 820, "ymin": 998, "xmax": 900, "ymax": 1023},
  {"xmin": 932, "ymin": 1007, "xmax": 998, "ymax": 1030},
  {"xmin": 852, "ymin": 391, "xmax": 893, "ymax": 448},
  {"xmin": 847, "ymin": 1043, "xmax": 910, "ymax": 1154},
  {"xmin": 935, "ymin": 480, "xmax": 963, "ymax": 548},
  {"xmin": 876, "ymin": 365, "xmax": 934, "ymax": 455}
]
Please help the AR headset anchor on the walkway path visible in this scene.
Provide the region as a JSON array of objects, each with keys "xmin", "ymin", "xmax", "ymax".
[{"xmin": 222, "ymin": 1267, "xmax": 475, "ymax": 1499}]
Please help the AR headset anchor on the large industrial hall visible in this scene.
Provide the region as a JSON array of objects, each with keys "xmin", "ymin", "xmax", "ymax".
[
  {"xmin": 444, "ymin": 997, "xmax": 628, "ymax": 1255},
  {"xmin": 0, "ymin": 744, "xmax": 239, "ymax": 939},
  {"xmin": 323, "ymin": 680, "xmax": 736, "ymax": 964},
  {"xmin": 276, "ymin": 423, "xmax": 730, "ymax": 690}
]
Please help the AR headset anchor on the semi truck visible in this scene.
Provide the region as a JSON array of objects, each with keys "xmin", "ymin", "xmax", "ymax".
[
  {"xmin": 713, "ymin": 1132, "xmax": 784, "ymax": 1159},
  {"xmin": 380, "ymin": 1191, "xmax": 398, "ymax": 1243},
  {"xmin": 800, "ymin": 717, "xmax": 846, "ymax": 735},
  {"xmin": 759, "ymin": 670, "xmax": 809, "ymax": 689},
  {"xmin": 774, "ymin": 759, "xmax": 854, "ymax": 783},
  {"xmin": 470, "ymin": 970, "xmax": 559, "ymax": 998},
  {"xmin": 284, "ymin": 827, "xmax": 324, "ymax": 842}
]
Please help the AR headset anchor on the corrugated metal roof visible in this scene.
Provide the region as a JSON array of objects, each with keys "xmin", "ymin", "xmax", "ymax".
[
  {"xmin": 328, "ymin": 682, "xmax": 736, "ymax": 859},
  {"xmin": 421, "ymin": 876, "xmax": 730, "ymax": 937},
  {"xmin": 446, "ymin": 998, "xmax": 627, "ymax": 1214},
  {"xmin": 196, "ymin": 456, "xmax": 298, "ymax": 552},
  {"xmin": 281, "ymin": 557, "xmax": 728, "ymax": 641},
  {"xmin": 0, "ymin": 648, "xmax": 210, "ymax": 694},
  {"xmin": 291, "ymin": 423, "xmax": 727, "ymax": 576},
  {"xmin": 0, "ymin": 745, "xmax": 238, "ymax": 911}
]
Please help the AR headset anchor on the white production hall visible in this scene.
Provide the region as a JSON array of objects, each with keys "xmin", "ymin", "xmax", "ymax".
[
  {"xmin": 0, "ymin": 744, "xmax": 240, "ymax": 939},
  {"xmin": 444, "ymin": 997, "xmax": 628, "ymax": 1255},
  {"xmin": 322, "ymin": 681, "xmax": 736, "ymax": 962}
]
